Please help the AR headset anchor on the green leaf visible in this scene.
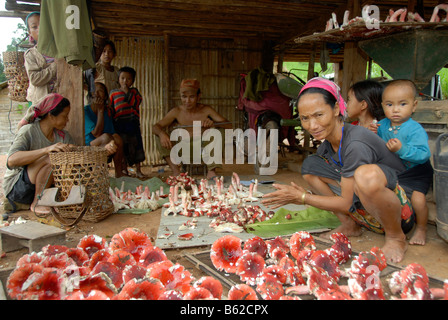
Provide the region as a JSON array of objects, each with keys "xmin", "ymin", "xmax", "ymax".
[{"xmin": 245, "ymin": 206, "xmax": 341, "ymax": 238}]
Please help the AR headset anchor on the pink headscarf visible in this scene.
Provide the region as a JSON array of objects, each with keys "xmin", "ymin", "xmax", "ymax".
[
  {"xmin": 298, "ymin": 77, "xmax": 347, "ymax": 117},
  {"xmin": 18, "ymin": 93, "xmax": 65, "ymax": 129}
]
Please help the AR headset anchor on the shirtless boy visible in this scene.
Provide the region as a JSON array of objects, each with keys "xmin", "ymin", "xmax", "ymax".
[{"xmin": 153, "ymin": 79, "xmax": 232, "ymax": 179}]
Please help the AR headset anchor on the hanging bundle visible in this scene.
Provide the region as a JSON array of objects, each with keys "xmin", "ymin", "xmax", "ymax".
[{"xmin": 2, "ymin": 51, "xmax": 29, "ymax": 102}]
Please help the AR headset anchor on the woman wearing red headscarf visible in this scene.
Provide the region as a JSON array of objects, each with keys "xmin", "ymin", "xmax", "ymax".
[
  {"xmin": 3, "ymin": 94, "xmax": 75, "ymax": 218},
  {"xmin": 262, "ymin": 77, "xmax": 416, "ymax": 264}
]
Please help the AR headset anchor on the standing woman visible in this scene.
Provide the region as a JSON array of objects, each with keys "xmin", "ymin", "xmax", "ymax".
[
  {"xmin": 262, "ymin": 78, "xmax": 415, "ymax": 263},
  {"xmin": 3, "ymin": 94, "xmax": 75, "ymax": 218},
  {"xmin": 24, "ymin": 12, "xmax": 58, "ymax": 106}
]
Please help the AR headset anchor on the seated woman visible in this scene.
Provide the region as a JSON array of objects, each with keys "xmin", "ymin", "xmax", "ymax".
[
  {"xmin": 3, "ymin": 94, "xmax": 75, "ymax": 217},
  {"xmin": 85, "ymin": 82, "xmax": 125, "ymax": 177},
  {"xmin": 262, "ymin": 77, "xmax": 415, "ymax": 263}
]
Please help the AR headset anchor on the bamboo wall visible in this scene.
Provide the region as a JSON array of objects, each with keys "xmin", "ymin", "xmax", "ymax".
[
  {"xmin": 111, "ymin": 35, "xmax": 264, "ymax": 167},
  {"xmin": 111, "ymin": 36, "xmax": 165, "ymax": 166},
  {"xmin": 168, "ymin": 37, "xmax": 264, "ymax": 129}
]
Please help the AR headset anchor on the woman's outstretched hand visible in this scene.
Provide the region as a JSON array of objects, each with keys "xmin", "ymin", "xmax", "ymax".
[{"xmin": 261, "ymin": 182, "xmax": 306, "ymax": 209}]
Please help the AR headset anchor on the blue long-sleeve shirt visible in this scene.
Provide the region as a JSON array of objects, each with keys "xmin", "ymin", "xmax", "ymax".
[{"xmin": 377, "ymin": 117, "xmax": 431, "ymax": 169}]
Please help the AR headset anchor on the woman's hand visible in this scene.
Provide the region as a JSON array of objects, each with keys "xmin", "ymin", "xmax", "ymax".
[
  {"xmin": 46, "ymin": 143, "xmax": 72, "ymax": 154},
  {"xmin": 92, "ymin": 95, "xmax": 105, "ymax": 113},
  {"xmin": 262, "ymin": 182, "xmax": 305, "ymax": 209}
]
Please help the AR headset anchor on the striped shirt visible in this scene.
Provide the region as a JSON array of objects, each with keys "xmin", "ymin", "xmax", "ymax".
[{"xmin": 109, "ymin": 87, "xmax": 142, "ymax": 121}]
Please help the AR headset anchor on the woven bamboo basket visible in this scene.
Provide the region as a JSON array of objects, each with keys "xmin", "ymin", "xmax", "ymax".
[
  {"xmin": 49, "ymin": 146, "xmax": 114, "ymax": 223},
  {"xmin": 2, "ymin": 51, "xmax": 29, "ymax": 102}
]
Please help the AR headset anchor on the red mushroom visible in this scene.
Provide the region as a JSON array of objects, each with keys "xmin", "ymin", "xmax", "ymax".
[
  {"xmin": 350, "ymin": 247, "xmax": 387, "ymax": 277},
  {"xmin": 19, "ymin": 268, "xmax": 66, "ymax": 300},
  {"xmin": 286, "ymin": 266, "xmax": 306, "ymax": 286},
  {"xmin": 40, "ymin": 253, "xmax": 77, "ymax": 270},
  {"xmin": 16, "ymin": 252, "xmax": 43, "ymax": 267},
  {"xmin": 146, "ymin": 260, "xmax": 175, "ymax": 286},
  {"xmin": 303, "ymin": 262, "xmax": 341, "ymax": 297},
  {"xmin": 158, "ymin": 290, "xmax": 184, "ymax": 300},
  {"xmin": 262, "ymin": 265, "xmax": 287, "ymax": 285},
  {"xmin": 66, "ymin": 289, "xmax": 110, "ymax": 300},
  {"xmin": 266, "ymin": 236, "xmax": 289, "ymax": 256},
  {"xmin": 108, "ymin": 227, "xmax": 153, "ymax": 261},
  {"xmin": 66, "ymin": 247, "xmax": 89, "ymax": 267},
  {"xmin": 278, "ymin": 256, "xmax": 295, "ymax": 271},
  {"xmin": 194, "ymin": 276, "xmax": 223, "ymax": 299},
  {"xmin": 77, "ymin": 234, "xmax": 108, "ymax": 258},
  {"xmin": 88, "ymin": 249, "xmax": 111, "ymax": 270},
  {"xmin": 228, "ymin": 284, "xmax": 258, "ymax": 300},
  {"xmin": 116, "ymin": 278, "xmax": 165, "ymax": 300},
  {"xmin": 269, "ymin": 246, "xmax": 287, "ymax": 262},
  {"xmin": 107, "ymin": 249, "xmax": 137, "ymax": 271},
  {"xmin": 256, "ymin": 273, "xmax": 284, "ymax": 300},
  {"xmin": 41, "ymin": 244, "xmax": 69, "ymax": 256},
  {"xmin": 388, "ymin": 263, "xmax": 432, "ymax": 300},
  {"xmin": 91, "ymin": 261, "xmax": 123, "ymax": 289},
  {"xmin": 243, "ymin": 236, "xmax": 268, "ymax": 258},
  {"xmin": 76, "ymin": 272, "xmax": 118, "ymax": 299},
  {"xmin": 210, "ymin": 235, "xmax": 243, "ymax": 273},
  {"xmin": 6, "ymin": 263, "xmax": 44, "ymax": 300},
  {"xmin": 184, "ymin": 287, "xmax": 214, "ymax": 300},
  {"xmin": 289, "ymin": 231, "xmax": 316, "ymax": 260},
  {"xmin": 235, "ymin": 252, "xmax": 265, "ymax": 285},
  {"xmin": 308, "ymin": 250, "xmax": 342, "ymax": 282},
  {"xmin": 325, "ymin": 232, "xmax": 352, "ymax": 264},
  {"xmin": 166, "ymin": 263, "xmax": 195, "ymax": 295},
  {"xmin": 122, "ymin": 264, "xmax": 148, "ymax": 283},
  {"xmin": 138, "ymin": 246, "xmax": 168, "ymax": 268}
]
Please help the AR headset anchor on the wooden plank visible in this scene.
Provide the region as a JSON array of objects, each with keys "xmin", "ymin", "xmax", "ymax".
[
  {"xmin": 0, "ymin": 221, "xmax": 67, "ymax": 253},
  {"xmin": 341, "ymin": 42, "xmax": 367, "ymax": 99},
  {"xmin": 56, "ymin": 59, "xmax": 84, "ymax": 146}
]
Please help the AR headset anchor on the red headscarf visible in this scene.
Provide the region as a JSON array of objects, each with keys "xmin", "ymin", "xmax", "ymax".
[
  {"xmin": 298, "ymin": 77, "xmax": 347, "ymax": 118},
  {"xmin": 18, "ymin": 93, "xmax": 65, "ymax": 129}
]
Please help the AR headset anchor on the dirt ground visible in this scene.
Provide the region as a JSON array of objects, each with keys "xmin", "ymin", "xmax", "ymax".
[{"xmin": 1, "ymin": 151, "xmax": 448, "ymax": 299}]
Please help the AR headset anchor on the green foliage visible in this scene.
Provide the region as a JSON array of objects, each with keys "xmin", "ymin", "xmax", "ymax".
[{"xmin": 0, "ymin": 22, "xmax": 28, "ymax": 83}]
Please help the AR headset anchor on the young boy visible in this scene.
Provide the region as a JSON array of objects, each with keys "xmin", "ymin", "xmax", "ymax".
[
  {"xmin": 152, "ymin": 79, "xmax": 232, "ymax": 179},
  {"xmin": 109, "ymin": 67, "xmax": 146, "ymax": 178},
  {"xmin": 377, "ymin": 79, "xmax": 433, "ymax": 245}
]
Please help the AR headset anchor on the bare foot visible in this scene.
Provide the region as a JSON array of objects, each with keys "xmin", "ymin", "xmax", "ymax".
[
  {"xmin": 321, "ymin": 221, "xmax": 363, "ymax": 239},
  {"xmin": 382, "ymin": 236, "xmax": 408, "ymax": 263},
  {"xmin": 409, "ymin": 225, "xmax": 427, "ymax": 246},
  {"xmin": 31, "ymin": 204, "xmax": 51, "ymax": 215}
]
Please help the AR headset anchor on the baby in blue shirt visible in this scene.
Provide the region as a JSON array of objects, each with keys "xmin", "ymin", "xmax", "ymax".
[{"xmin": 377, "ymin": 79, "xmax": 433, "ymax": 246}]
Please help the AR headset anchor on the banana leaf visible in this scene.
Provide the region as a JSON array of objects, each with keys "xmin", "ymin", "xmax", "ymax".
[{"xmin": 245, "ymin": 206, "xmax": 341, "ymax": 238}]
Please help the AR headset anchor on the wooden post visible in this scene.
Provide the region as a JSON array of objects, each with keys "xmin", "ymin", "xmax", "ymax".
[
  {"xmin": 56, "ymin": 59, "xmax": 84, "ymax": 146},
  {"xmin": 341, "ymin": 42, "xmax": 368, "ymax": 99}
]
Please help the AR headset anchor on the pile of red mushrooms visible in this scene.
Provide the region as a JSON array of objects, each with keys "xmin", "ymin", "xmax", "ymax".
[
  {"xmin": 6, "ymin": 227, "xmax": 448, "ymax": 300},
  {"xmin": 6, "ymin": 228, "xmax": 224, "ymax": 300},
  {"xmin": 210, "ymin": 233, "xmax": 448, "ymax": 300}
]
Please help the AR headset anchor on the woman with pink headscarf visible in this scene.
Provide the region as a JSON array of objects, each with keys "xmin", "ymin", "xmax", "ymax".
[
  {"xmin": 3, "ymin": 94, "xmax": 75, "ymax": 218},
  {"xmin": 262, "ymin": 77, "xmax": 416, "ymax": 264}
]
